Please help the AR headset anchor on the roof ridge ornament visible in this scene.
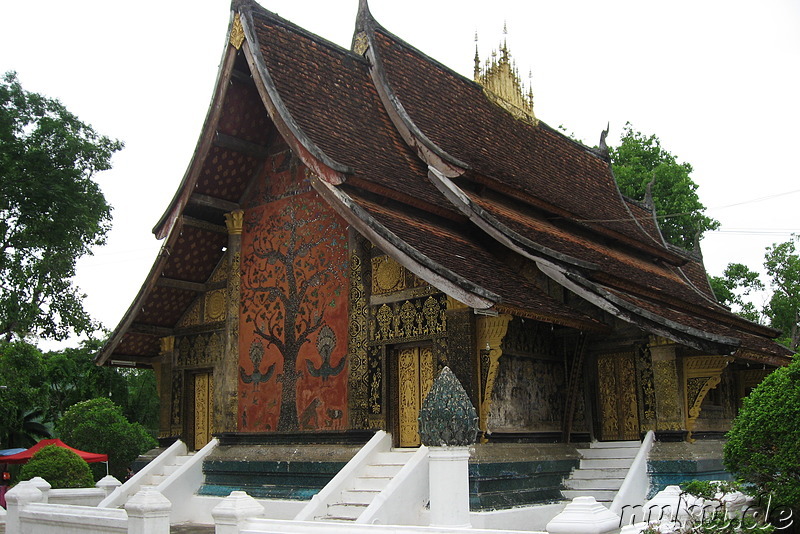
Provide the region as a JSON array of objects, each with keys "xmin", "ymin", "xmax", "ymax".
[
  {"xmin": 474, "ymin": 25, "xmax": 537, "ymax": 125},
  {"xmin": 230, "ymin": 13, "xmax": 245, "ymax": 50}
]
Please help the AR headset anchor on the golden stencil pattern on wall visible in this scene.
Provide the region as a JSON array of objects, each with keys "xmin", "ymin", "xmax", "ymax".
[
  {"xmin": 347, "ymin": 235, "xmax": 370, "ymax": 429},
  {"xmin": 373, "ymin": 295, "xmax": 447, "ymax": 341},
  {"xmin": 211, "ymin": 255, "xmax": 230, "ymax": 283},
  {"xmin": 178, "ymin": 298, "xmax": 202, "ymax": 328},
  {"xmin": 371, "ymin": 255, "xmax": 426, "ymax": 295},
  {"xmin": 597, "ymin": 353, "xmax": 639, "ymax": 440},
  {"xmin": 205, "ymin": 289, "xmax": 226, "ymax": 323},
  {"xmin": 194, "ymin": 372, "xmax": 213, "ymax": 449},
  {"xmin": 636, "ymin": 347, "xmax": 657, "ymax": 431},
  {"xmin": 177, "ymin": 332, "xmax": 224, "ymax": 367},
  {"xmin": 598, "ymin": 357, "xmax": 619, "ymax": 439},
  {"xmin": 398, "ymin": 346, "xmax": 435, "ymax": 447},
  {"xmin": 653, "ymin": 359, "xmax": 683, "ymax": 430},
  {"xmin": 170, "ymin": 371, "xmax": 183, "ymax": 434}
]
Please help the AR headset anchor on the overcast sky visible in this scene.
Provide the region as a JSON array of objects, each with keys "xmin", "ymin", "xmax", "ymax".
[{"xmin": 2, "ymin": 0, "xmax": 799, "ymax": 349}]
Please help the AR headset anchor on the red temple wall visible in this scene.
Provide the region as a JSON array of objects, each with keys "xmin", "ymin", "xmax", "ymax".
[{"xmin": 238, "ymin": 153, "xmax": 349, "ymax": 432}]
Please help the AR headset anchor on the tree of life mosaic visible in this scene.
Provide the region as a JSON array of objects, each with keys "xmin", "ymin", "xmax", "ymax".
[{"xmin": 239, "ymin": 191, "xmax": 349, "ymax": 432}]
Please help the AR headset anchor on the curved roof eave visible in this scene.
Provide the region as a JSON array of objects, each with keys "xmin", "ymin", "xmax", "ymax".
[
  {"xmin": 237, "ymin": 4, "xmax": 353, "ymax": 184},
  {"xmin": 95, "ymin": 220, "xmax": 186, "ymax": 365},
  {"xmin": 355, "ymin": 4, "xmax": 468, "ymax": 178},
  {"xmin": 536, "ymin": 262, "xmax": 741, "ymax": 354},
  {"xmin": 153, "ymin": 11, "xmax": 242, "ymax": 240},
  {"xmin": 427, "ymin": 166, "xmax": 599, "ymax": 272},
  {"xmin": 309, "ymin": 174, "xmax": 499, "ymax": 310}
]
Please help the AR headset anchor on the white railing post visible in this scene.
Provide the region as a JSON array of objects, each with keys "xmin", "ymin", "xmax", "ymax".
[
  {"xmin": 125, "ymin": 487, "xmax": 171, "ymax": 534},
  {"xmin": 212, "ymin": 491, "xmax": 265, "ymax": 534},
  {"xmin": 27, "ymin": 476, "xmax": 51, "ymax": 503},
  {"xmin": 96, "ymin": 475, "xmax": 123, "ymax": 498},
  {"xmin": 428, "ymin": 446, "xmax": 471, "ymax": 528},
  {"xmin": 5, "ymin": 481, "xmax": 43, "ymax": 534},
  {"xmin": 546, "ymin": 496, "xmax": 621, "ymax": 534}
]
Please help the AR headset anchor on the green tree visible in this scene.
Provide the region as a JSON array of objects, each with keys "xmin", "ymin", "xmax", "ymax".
[
  {"xmin": 610, "ymin": 124, "xmax": 719, "ymax": 249},
  {"xmin": 710, "ymin": 235, "xmax": 799, "ymax": 351},
  {"xmin": 0, "ymin": 71, "xmax": 123, "ymax": 342},
  {"xmin": 56, "ymin": 397, "xmax": 157, "ymax": 480},
  {"xmin": 0, "ymin": 341, "xmax": 50, "ymax": 448},
  {"xmin": 19, "ymin": 444, "xmax": 94, "ymax": 489},
  {"xmin": 42, "ymin": 338, "xmax": 128, "ymax": 422},
  {"xmin": 41, "ymin": 337, "xmax": 159, "ymax": 432},
  {"xmin": 763, "ymin": 235, "xmax": 800, "ymax": 351},
  {"xmin": 724, "ymin": 359, "xmax": 800, "ymax": 512},
  {"xmin": 709, "ymin": 263, "xmax": 765, "ymax": 323}
]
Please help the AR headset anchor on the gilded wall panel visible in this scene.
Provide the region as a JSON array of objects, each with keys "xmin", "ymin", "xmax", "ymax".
[
  {"xmin": 347, "ymin": 233, "xmax": 370, "ymax": 429},
  {"xmin": 371, "ymin": 295, "xmax": 447, "ymax": 343},
  {"xmin": 653, "ymin": 359, "xmax": 683, "ymax": 431}
]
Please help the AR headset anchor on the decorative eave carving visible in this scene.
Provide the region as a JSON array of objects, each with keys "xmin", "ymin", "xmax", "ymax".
[
  {"xmin": 229, "ymin": 13, "xmax": 245, "ymax": 50},
  {"xmin": 475, "ymin": 313, "xmax": 512, "ymax": 439},
  {"xmin": 683, "ymin": 355, "xmax": 732, "ymax": 441}
]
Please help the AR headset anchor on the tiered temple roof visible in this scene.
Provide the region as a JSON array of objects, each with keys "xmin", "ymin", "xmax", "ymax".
[{"xmin": 98, "ymin": 0, "xmax": 792, "ymax": 366}]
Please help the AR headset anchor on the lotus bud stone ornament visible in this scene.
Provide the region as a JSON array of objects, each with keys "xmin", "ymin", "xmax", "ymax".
[{"xmin": 418, "ymin": 366, "xmax": 479, "ymax": 447}]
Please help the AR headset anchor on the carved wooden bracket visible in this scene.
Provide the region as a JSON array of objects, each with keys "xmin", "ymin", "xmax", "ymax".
[
  {"xmin": 476, "ymin": 313, "xmax": 512, "ymax": 438},
  {"xmin": 683, "ymin": 355, "xmax": 731, "ymax": 440}
]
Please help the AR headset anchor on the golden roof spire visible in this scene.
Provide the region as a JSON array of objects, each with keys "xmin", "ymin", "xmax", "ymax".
[
  {"xmin": 473, "ymin": 23, "xmax": 536, "ymax": 124},
  {"xmin": 474, "ymin": 31, "xmax": 481, "ymax": 81}
]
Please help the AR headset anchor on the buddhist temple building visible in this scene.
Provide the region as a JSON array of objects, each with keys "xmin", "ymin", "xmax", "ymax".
[{"xmin": 97, "ymin": 0, "xmax": 793, "ymax": 511}]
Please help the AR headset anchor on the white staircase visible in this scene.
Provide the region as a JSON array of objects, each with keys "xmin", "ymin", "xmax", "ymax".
[
  {"xmin": 137, "ymin": 452, "xmax": 194, "ymax": 487},
  {"xmin": 315, "ymin": 449, "xmax": 416, "ymax": 522},
  {"xmin": 563, "ymin": 440, "xmax": 640, "ymax": 506}
]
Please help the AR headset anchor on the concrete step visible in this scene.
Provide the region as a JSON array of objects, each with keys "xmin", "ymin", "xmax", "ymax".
[
  {"xmin": 315, "ymin": 515, "xmax": 357, "ymax": 522},
  {"xmin": 326, "ymin": 503, "xmax": 367, "ymax": 519},
  {"xmin": 174, "ymin": 454, "xmax": 192, "ymax": 465},
  {"xmin": 589, "ymin": 441, "xmax": 641, "ymax": 449},
  {"xmin": 570, "ymin": 468, "xmax": 630, "ymax": 479},
  {"xmin": 565, "ymin": 477, "xmax": 626, "ymax": 490},
  {"xmin": 373, "ymin": 451, "xmax": 413, "ymax": 464},
  {"xmin": 580, "ymin": 447, "xmax": 638, "ymax": 459},
  {"xmin": 562, "ymin": 489, "xmax": 617, "ymax": 502},
  {"xmin": 579, "ymin": 457, "xmax": 634, "ymax": 469},
  {"xmin": 352, "ymin": 475, "xmax": 392, "ymax": 491},
  {"xmin": 339, "ymin": 489, "xmax": 380, "ymax": 505},
  {"xmin": 363, "ymin": 463, "xmax": 404, "ymax": 477},
  {"xmin": 146, "ymin": 474, "xmax": 167, "ymax": 485},
  {"xmin": 162, "ymin": 463, "xmax": 181, "ymax": 475}
]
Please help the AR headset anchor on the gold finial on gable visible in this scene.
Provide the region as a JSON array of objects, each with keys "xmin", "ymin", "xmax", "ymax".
[
  {"xmin": 474, "ymin": 24, "xmax": 537, "ymax": 125},
  {"xmin": 230, "ymin": 13, "xmax": 245, "ymax": 50}
]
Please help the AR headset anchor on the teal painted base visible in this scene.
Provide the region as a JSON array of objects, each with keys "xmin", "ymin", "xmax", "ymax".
[
  {"xmin": 469, "ymin": 459, "xmax": 579, "ymax": 510},
  {"xmin": 199, "ymin": 459, "xmax": 346, "ymax": 500}
]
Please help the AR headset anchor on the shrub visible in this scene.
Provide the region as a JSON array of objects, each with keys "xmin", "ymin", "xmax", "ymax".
[
  {"xmin": 19, "ymin": 444, "xmax": 94, "ymax": 488},
  {"xmin": 56, "ymin": 397, "xmax": 157, "ymax": 480},
  {"xmin": 724, "ymin": 359, "xmax": 800, "ymax": 511}
]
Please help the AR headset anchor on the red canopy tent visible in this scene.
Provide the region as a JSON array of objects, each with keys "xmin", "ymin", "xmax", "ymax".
[{"xmin": 0, "ymin": 439, "xmax": 108, "ymax": 464}]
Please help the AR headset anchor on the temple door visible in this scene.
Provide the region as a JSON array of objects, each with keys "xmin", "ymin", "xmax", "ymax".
[
  {"xmin": 596, "ymin": 353, "xmax": 640, "ymax": 441},
  {"xmin": 397, "ymin": 345, "xmax": 435, "ymax": 447},
  {"xmin": 192, "ymin": 371, "xmax": 214, "ymax": 450}
]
